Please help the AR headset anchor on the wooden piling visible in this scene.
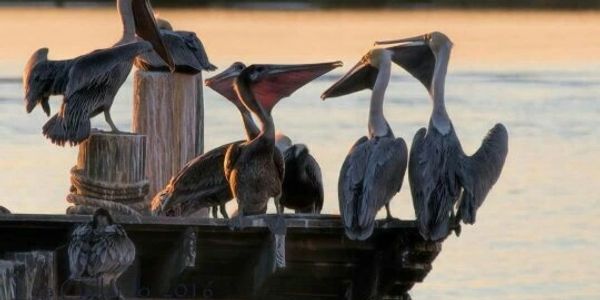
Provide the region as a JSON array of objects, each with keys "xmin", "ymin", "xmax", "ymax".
[
  {"xmin": 67, "ymin": 132, "xmax": 148, "ymax": 216},
  {"xmin": 132, "ymin": 71, "xmax": 205, "ymax": 212}
]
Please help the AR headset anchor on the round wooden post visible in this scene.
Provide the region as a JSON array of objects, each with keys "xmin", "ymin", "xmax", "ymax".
[
  {"xmin": 67, "ymin": 132, "xmax": 148, "ymax": 216},
  {"xmin": 132, "ymin": 71, "xmax": 206, "ymax": 216}
]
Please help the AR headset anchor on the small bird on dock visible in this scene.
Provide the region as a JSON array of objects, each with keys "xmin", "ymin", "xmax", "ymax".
[
  {"xmin": 322, "ymin": 48, "xmax": 408, "ymax": 241},
  {"xmin": 135, "ymin": 17, "xmax": 217, "ymax": 73},
  {"xmin": 151, "ymin": 62, "xmax": 258, "ymax": 218},
  {"xmin": 35, "ymin": 0, "xmax": 174, "ymax": 146},
  {"xmin": 375, "ymin": 32, "xmax": 508, "ymax": 241},
  {"xmin": 274, "ymin": 132, "xmax": 324, "ymax": 214},
  {"xmin": 68, "ymin": 208, "xmax": 135, "ymax": 299},
  {"xmin": 226, "ymin": 61, "xmax": 342, "ymax": 228}
]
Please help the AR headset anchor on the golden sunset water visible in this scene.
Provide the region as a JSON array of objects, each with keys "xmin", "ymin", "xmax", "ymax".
[{"xmin": 0, "ymin": 8, "xmax": 599, "ymax": 299}]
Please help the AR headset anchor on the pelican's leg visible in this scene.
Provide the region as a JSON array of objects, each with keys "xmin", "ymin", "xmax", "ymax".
[
  {"xmin": 111, "ymin": 278, "xmax": 124, "ymax": 300},
  {"xmin": 385, "ymin": 203, "xmax": 394, "ymax": 220},
  {"xmin": 228, "ymin": 208, "xmax": 245, "ymax": 230},
  {"xmin": 104, "ymin": 110, "xmax": 121, "ymax": 133},
  {"xmin": 220, "ymin": 204, "xmax": 229, "ymax": 219},
  {"xmin": 211, "ymin": 206, "xmax": 218, "ymax": 218},
  {"xmin": 274, "ymin": 195, "xmax": 284, "ymax": 215},
  {"xmin": 452, "ymin": 210, "xmax": 462, "ymax": 237}
]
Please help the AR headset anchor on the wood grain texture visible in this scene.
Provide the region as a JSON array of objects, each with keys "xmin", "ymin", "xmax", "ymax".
[
  {"xmin": 132, "ymin": 71, "xmax": 204, "ymax": 208},
  {"xmin": 69, "ymin": 132, "xmax": 149, "ymax": 215}
]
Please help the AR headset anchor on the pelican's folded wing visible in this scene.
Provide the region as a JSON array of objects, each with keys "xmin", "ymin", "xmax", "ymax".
[{"xmin": 338, "ymin": 136, "xmax": 369, "ymax": 231}]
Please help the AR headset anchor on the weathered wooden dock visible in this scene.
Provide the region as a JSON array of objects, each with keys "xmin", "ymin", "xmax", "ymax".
[{"xmin": 0, "ymin": 214, "xmax": 441, "ymax": 299}]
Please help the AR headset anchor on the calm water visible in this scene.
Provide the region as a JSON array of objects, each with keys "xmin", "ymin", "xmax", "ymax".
[{"xmin": 1, "ymin": 8, "xmax": 599, "ymax": 300}]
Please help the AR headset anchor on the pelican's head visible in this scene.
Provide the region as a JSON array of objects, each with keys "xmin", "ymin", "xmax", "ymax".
[
  {"xmin": 236, "ymin": 61, "xmax": 343, "ymax": 114},
  {"xmin": 374, "ymin": 31, "xmax": 453, "ymax": 91},
  {"xmin": 321, "ymin": 48, "xmax": 392, "ymax": 100},
  {"xmin": 205, "ymin": 62, "xmax": 247, "ymax": 108},
  {"xmin": 155, "ymin": 17, "xmax": 173, "ymax": 31},
  {"xmin": 92, "ymin": 208, "xmax": 114, "ymax": 229}
]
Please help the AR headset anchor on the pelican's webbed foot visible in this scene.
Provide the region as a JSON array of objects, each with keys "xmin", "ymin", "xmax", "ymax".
[
  {"xmin": 228, "ymin": 214, "xmax": 246, "ymax": 231},
  {"xmin": 220, "ymin": 204, "xmax": 229, "ymax": 219}
]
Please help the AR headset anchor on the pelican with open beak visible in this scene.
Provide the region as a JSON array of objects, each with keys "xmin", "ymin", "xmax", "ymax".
[
  {"xmin": 225, "ymin": 61, "xmax": 342, "ymax": 228},
  {"xmin": 375, "ymin": 32, "xmax": 508, "ymax": 241}
]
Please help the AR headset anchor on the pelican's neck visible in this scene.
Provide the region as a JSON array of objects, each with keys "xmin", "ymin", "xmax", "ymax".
[
  {"xmin": 429, "ymin": 45, "xmax": 452, "ymax": 135},
  {"xmin": 235, "ymin": 78, "xmax": 275, "ymax": 145},
  {"xmin": 240, "ymin": 110, "xmax": 260, "ymax": 141},
  {"xmin": 116, "ymin": 0, "xmax": 136, "ymax": 45},
  {"xmin": 368, "ymin": 55, "xmax": 392, "ymax": 138}
]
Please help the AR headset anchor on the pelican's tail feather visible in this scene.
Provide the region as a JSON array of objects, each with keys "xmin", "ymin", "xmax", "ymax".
[
  {"xmin": 43, "ymin": 114, "xmax": 90, "ymax": 146},
  {"xmin": 344, "ymin": 222, "xmax": 375, "ymax": 241},
  {"xmin": 43, "ymin": 114, "xmax": 67, "ymax": 146}
]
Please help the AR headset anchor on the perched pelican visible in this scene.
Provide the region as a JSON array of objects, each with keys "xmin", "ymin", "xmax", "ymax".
[
  {"xmin": 135, "ymin": 17, "xmax": 217, "ymax": 73},
  {"xmin": 0, "ymin": 206, "xmax": 10, "ymax": 214},
  {"xmin": 37, "ymin": 0, "xmax": 174, "ymax": 146},
  {"xmin": 375, "ymin": 32, "xmax": 508, "ymax": 241},
  {"xmin": 275, "ymin": 132, "xmax": 324, "ymax": 214},
  {"xmin": 322, "ymin": 49, "xmax": 408, "ymax": 241},
  {"xmin": 151, "ymin": 62, "xmax": 257, "ymax": 218},
  {"xmin": 226, "ymin": 62, "xmax": 342, "ymax": 227},
  {"xmin": 68, "ymin": 208, "xmax": 135, "ymax": 299}
]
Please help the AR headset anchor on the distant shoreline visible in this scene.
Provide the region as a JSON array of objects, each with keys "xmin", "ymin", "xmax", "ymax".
[{"xmin": 1, "ymin": 1, "xmax": 600, "ymax": 10}]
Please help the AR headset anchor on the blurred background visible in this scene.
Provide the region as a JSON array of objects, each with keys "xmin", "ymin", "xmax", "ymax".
[
  {"xmin": 0, "ymin": 1, "xmax": 599, "ymax": 299},
  {"xmin": 2, "ymin": 0, "xmax": 600, "ymax": 9}
]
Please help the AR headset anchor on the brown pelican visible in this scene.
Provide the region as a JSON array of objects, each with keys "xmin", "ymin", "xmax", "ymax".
[
  {"xmin": 375, "ymin": 32, "xmax": 509, "ymax": 241},
  {"xmin": 274, "ymin": 132, "xmax": 324, "ymax": 214},
  {"xmin": 37, "ymin": 0, "xmax": 174, "ymax": 146},
  {"xmin": 226, "ymin": 61, "xmax": 342, "ymax": 227},
  {"xmin": 68, "ymin": 208, "xmax": 135, "ymax": 299},
  {"xmin": 135, "ymin": 17, "xmax": 217, "ymax": 73},
  {"xmin": 322, "ymin": 49, "xmax": 408, "ymax": 241},
  {"xmin": 150, "ymin": 62, "xmax": 256, "ymax": 218}
]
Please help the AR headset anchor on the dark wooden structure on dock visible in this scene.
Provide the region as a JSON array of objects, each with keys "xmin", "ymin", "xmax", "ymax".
[{"xmin": 0, "ymin": 214, "xmax": 441, "ymax": 299}]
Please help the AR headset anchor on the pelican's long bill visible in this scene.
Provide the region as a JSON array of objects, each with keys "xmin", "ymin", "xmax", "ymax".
[
  {"xmin": 375, "ymin": 34, "xmax": 436, "ymax": 90},
  {"xmin": 248, "ymin": 61, "xmax": 343, "ymax": 112},
  {"xmin": 205, "ymin": 62, "xmax": 246, "ymax": 103},
  {"xmin": 321, "ymin": 54, "xmax": 378, "ymax": 100},
  {"xmin": 131, "ymin": 0, "xmax": 175, "ymax": 70}
]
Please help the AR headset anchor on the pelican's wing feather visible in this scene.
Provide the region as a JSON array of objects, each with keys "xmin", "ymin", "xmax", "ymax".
[
  {"xmin": 338, "ymin": 136, "xmax": 369, "ymax": 231},
  {"xmin": 68, "ymin": 223, "xmax": 93, "ymax": 279},
  {"xmin": 359, "ymin": 137, "xmax": 408, "ymax": 228},
  {"xmin": 457, "ymin": 123, "xmax": 508, "ymax": 224},
  {"xmin": 304, "ymin": 153, "xmax": 324, "ymax": 212}
]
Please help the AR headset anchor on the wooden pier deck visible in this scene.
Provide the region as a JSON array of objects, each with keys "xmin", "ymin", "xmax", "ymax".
[{"xmin": 0, "ymin": 214, "xmax": 441, "ymax": 299}]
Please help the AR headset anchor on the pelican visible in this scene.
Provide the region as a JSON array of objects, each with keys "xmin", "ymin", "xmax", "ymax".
[
  {"xmin": 135, "ymin": 17, "xmax": 217, "ymax": 73},
  {"xmin": 375, "ymin": 32, "xmax": 509, "ymax": 241},
  {"xmin": 274, "ymin": 132, "xmax": 324, "ymax": 214},
  {"xmin": 226, "ymin": 61, "xmax": 342, "ymax": 227},
  {"xmin": 150, "ymin": 62, "xmax": 257, "ymax": 218},
  {"xmin": 322, "ymin": 49, "xmax": 408, "ymax": 241},
  {"xmin": 68, "ymin": 208, "xmax": 135, "ymax": 299},
  {"xmin": 35, "ymin": 0, "xmax": 174, "ymax": 146}
]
